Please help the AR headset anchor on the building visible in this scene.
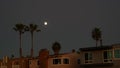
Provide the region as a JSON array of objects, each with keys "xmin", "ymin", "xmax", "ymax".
[
  {"xmin": 0, "ymin": 57, "xmax": 29, "ymax": 68},
  {"xmin": 1, "ymin": 44, "xmax": 120, "ymax": 68},
  {"xmin": 79, "ymin": 44, "xmax": 120, "ymax": 68},
  {"xmin": 48, "ymin": 51, "xmax": 81, "ymax": 68},
  {"xmin": 29, "ymin": 58, "xmax": 40, "ymax": 68}
]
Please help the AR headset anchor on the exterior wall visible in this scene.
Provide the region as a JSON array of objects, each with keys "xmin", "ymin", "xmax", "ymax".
[
  {"xmin": 0, "ymin": 66, "xmax": 7, "ymax": 68},
  {"xmin": 11, "ymin": 58, "xmax": 20, "ymax": 68},
  {"xmin": 12, "ymin": 65, "xmax": 20, "ymax": 68},
  {"xmin": 29, "ymin": 59, "xmax": 39, "ymax": 68},
  {"xmin": 20, "ymin": 58, "xmax": 28, "ymax": 68},
  {"xmin": 0, "ymin": 56, "xmax": 10, "ymax": 68},
  {"xmin": 11, "ymin": 60, "xmax": 25, "ymax": 68},
  {"xmin": 39, "ymin": 49, "xmax": 49, "ymax": 68},
  {"xmin": 1, "ymin": 44, "xmax": 120, "ymax": 68},
  {"xmin": 0, "ymin": 57, "xmax": 29, "ymax": 68},
  {"xmin": 0, "ymin": 49, "xmax": 50, "ymax": 68},
  {"xmin": 80, "ymin": 44, "xmax": 120, "ymax": 68},
  {"xmin": 80, "ymin": 51, "xmax": 99, "ymax": 64},
  {"xmin": 48, "ymin": 52, "xmax": 81, "ymax": 68},
  {"xmin": 80, "ymin": 50, "xmax": 113, "ymax": 64},
  {"xmin": 80, "ymin": 50, "xmax": 112, "ymax": 68}
]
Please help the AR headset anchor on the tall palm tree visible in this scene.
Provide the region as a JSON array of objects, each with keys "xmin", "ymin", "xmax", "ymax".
[
  {"xmin": 52, "ymin": 41, "xmax": 61, "ymax": 55},
  {"xmin": 25, "ymin": 24, "xmax": 40, "ymax": 57},
  {"xmin": 13, "ymin": 23, "xmax": 25, "ymax": 57},
  {"xmin": 92, "ymin": 27, "xmax": 102, "ymax": 47}
]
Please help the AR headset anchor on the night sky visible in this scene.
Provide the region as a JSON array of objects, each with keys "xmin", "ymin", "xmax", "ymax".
[{"xmin": 0, "ymin": 0, "xmax": 120, "ymax": 58}]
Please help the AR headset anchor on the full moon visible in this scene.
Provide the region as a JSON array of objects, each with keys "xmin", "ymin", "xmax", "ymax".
[{"xmin": 44, "ymin": 21, "xmax": 48, "ymax": 25}]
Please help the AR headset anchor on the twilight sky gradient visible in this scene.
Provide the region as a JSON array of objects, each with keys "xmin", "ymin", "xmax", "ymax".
[{"xmin": 0, "ymin": 0, "xmax": 120, "ymax": 58}]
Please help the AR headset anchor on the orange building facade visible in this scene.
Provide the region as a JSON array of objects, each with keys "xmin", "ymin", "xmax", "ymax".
[{"xmin": 0, "ymin": 44, "xmax": 120, "ymax": 68}]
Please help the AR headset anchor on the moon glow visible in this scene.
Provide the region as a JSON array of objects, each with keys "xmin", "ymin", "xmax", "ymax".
[{"xmin": 44, "ymin": 21, "xmax": 48, "ymax": 25}]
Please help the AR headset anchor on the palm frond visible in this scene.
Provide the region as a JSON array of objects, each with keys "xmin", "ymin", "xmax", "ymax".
[{"xmin": 13, "ymin": 27, "xmax": 17, "ymax": 31}]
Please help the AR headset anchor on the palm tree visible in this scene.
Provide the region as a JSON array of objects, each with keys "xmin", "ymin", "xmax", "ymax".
[
  {"xmin": 52, "ymin": 41, "xmax": 61, "ymax": 55},
  {"xmin": 13, "ymin": 23, "xmax": 25, "ymax": 57},
  {"xmin": 25, "ymin": 24, "xmax": 40, "ymax": 57},
  {"xmin": 92, "ymin": 27, "xmax": 102, "ymax": 47}
]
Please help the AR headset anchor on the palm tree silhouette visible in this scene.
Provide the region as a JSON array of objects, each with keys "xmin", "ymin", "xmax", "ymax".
[
  {"xmin": 13, "ymin": 23, "xmax": 25, "ymax": 57},
  {"xmin": 52, "ymin": 41, "xmax": 61, "ymax": 55},
  {"xmin": 92, "ymin": 27, "xmax": 102, "ymax": 47},
  {"xmin": 25, "ymin": 24, "xmax": 40, "ymax": 57}
]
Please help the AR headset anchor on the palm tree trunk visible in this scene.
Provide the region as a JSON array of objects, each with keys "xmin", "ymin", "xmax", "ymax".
[
  {"xmin": 31, "ymin": 32, "xmax": 34, "ymax": 57},
  {"xmin": 19, "ymin": 32, "xmax": 22, "ymax": 58}
]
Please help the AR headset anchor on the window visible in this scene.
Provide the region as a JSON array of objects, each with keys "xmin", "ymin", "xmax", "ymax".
[
  {"xmin": 84, "ymin": 52, "xmax": 92, "ymax": 63},
  {"xmin": 53, "ymin": 59, "xmax": 61, "ymax": 64},
  {"xmin": 114, "ymin": 49, "xmax": 120, "ymax": 58},
  {"xmin": 77, "ymin": 59, "xmax": 81, "ymax": 64},
  {"xmin": 37, "ymin": 60, "xmax": 40, "ymax": 65},
  {"xmin": 63, "ymin": 58, "xmax": 69, "ymax": 64},
  {"xmin": 29, "ymin": 60, "xmax": 31, "ymax": 64},
  {"xmin": 14, "ymin": 61, "xmax": 19, "ymax": 65},
  {"xmin": 103, "ymin": 50, "xmax": 112, "ymax": 63}
]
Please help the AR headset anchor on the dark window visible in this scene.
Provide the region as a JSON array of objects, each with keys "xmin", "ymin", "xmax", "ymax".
[
  {"xmin": 29, "ymin": 61, "xmax": 31, "ymax": 64},
  {"xmin": 53, "ymin": 59, "xmax": 61, "ymax": 64},
  {"xmin": 84, "ymin": 52, "xmax": 92, "ymax": 63},
  {"xmin": 103, "ymin": 50, "xmax": 112, "ymax": 62},
  {"xmin": 63, "ymin": 58, "xmax": 69, "ymax": 64},
  {"xmin": 114, "ymin": 49, "xmax": 120, "ymax": 58},
  {"xmin": 15, "ymin": 61, "xmax": 19, "ymax": 65},
  {"xmin": 85, "ymin": 53, "xmax": 88, "ymax": 60},
  {"xmin": 77, "ymin": 59, "xmax": 81, "ymax": 64},
  {"xmin": 37, "ymin": 60, "xmax": 40, "ymax": 65}
]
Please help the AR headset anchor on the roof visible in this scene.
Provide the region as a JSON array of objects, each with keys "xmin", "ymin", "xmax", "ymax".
[
  {"xmin": 48, "ymin": 52, "xmax": 78, "ymax": 58},
  {"xmin": 80, "ymin": 45, "xmax": 112, "ymax": 51}
]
